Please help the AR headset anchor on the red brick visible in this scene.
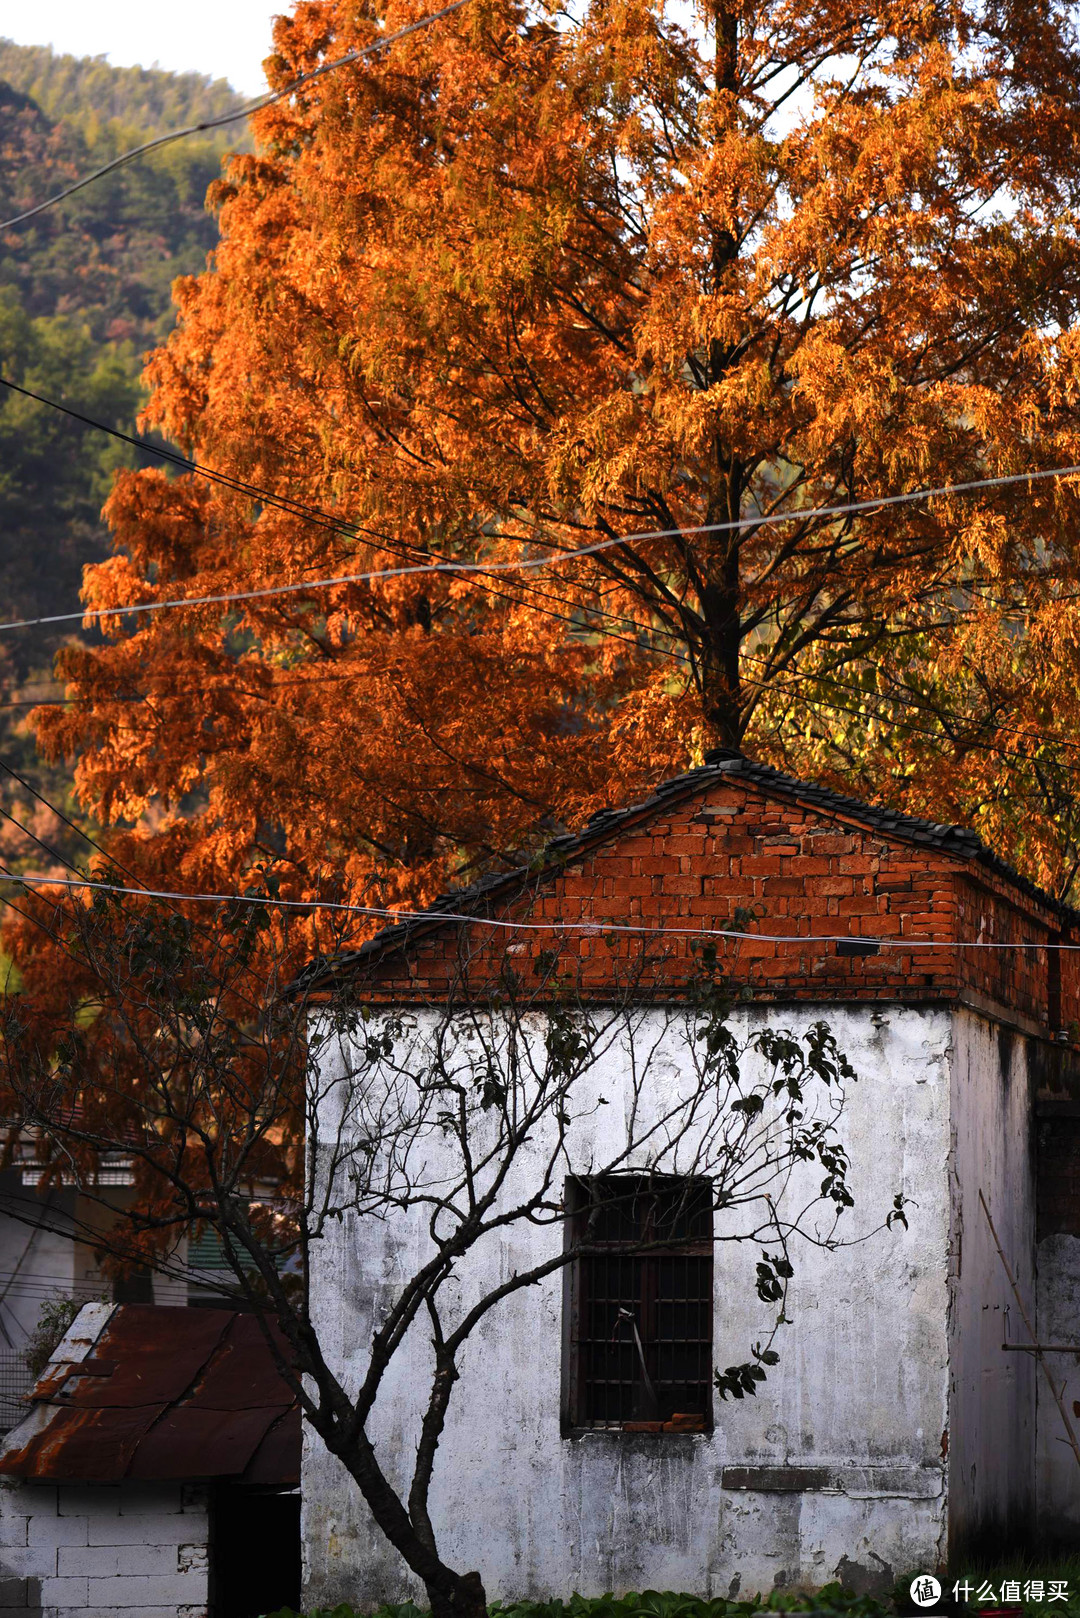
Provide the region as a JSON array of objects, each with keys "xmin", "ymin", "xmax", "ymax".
[
  {"xmin": 356, "ymin": 777, "xmax": 1062, "ymax": 1027},
  {"xmin": 740, "ymin": 856, "xmax": 784, "ymax": 876},
  {"xmin": 661, "ymin": 876, "xmax": 703, "ymax": 897}
]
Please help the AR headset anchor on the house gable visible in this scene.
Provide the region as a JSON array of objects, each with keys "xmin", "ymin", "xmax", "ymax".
[{"xmin": 303, "ymin": 755, "xmax": 1078, "ymax": 1035}]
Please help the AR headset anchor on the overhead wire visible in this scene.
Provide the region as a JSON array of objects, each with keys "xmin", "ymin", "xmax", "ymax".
[
  {"xmin": 0, "ymin": 374, "xmax": 690, "ymax": 665},
  {"xmin": 7, "ymin": 368, "xmax": 1080, "ymax": 939},
  {"xmin": 11, "ymin": 365, "xmax": 1080, "ymax": 776},
  {"xmin": 0, "ymin": 756, "xmax": 352, "ymax": 1021},
  {"xmin": 0, "ymin": 0, "xmax": 473, "ymax": 232},
  {"xmin": 3, "ymin": 373, "xmax": 1080, "ymax": 631},
  {"xmin": 0, "ymin": 868, "xmax": 1075, "ymax": 948}
]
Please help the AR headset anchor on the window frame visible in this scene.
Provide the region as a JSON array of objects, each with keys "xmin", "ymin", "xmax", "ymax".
[{"xmin": 562, "ymin": 1172, "xmax": 715, "ymax": 1436}]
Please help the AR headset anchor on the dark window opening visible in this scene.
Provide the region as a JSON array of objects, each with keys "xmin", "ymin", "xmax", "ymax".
[
  {"xmin": 113, "ymin": 1264, "xmax": 154, "ymax": 1305},
  {"xmin": 210, "ymin": 1486, "xmax": 300, "ymax": 1618},
  {"xmin": 565, "ymin": 1174, "xmax": 713, "ymax": 1432}
]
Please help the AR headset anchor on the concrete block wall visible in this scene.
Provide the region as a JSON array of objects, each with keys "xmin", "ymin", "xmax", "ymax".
[{"xmin": 0, "ymin": 1479, "xmax": 209, "ymax": 1618}]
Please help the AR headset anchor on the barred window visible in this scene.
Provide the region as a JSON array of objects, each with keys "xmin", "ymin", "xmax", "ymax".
[{"xmin": 565, "ymin": 1174, "xmax": 713, "ymax": 1432}]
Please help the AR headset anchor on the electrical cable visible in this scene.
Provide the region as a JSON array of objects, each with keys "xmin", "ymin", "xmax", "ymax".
[
  {"xmin": 0, "ymin": 758, "xmax": 311, "ymax": 1021},
  {"xmin": 12, "ymin": 366, "xmax": 1080, "ymax": 777},
  {"xmin": 0, "ymin": 868, "xmax": 1075, "ymax": 948},
  {"xmin": 0, "ymin": 374, "xmax": 692, "ymax": 664},
  {"xmin": 3, "ymin": 375, "xmax": 1080, "ymax": 631},
  {"xmin": 0, "ymin": 0, "xmax": 473, "ymax": 232},
  {"xmin": 9, "ymin": 382, "xmax": 1080, "ymax": 928}
]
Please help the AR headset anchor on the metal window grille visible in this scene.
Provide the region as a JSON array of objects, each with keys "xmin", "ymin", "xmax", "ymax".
[
  {"xmin": 566, "ymin": 1174, "xmax": 713, "ymax": 1430},
  {"xmin": 0, "ymin": 1351, "xmax": 33, "ymax": 1432}
]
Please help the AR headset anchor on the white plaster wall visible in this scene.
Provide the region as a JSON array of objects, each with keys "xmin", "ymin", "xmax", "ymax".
[
  {"xmin": 946, "ymin": 1014, "xmax": 1037, "ymax": 1554},
  {"xmin": 0, "ymin": 1479, "xmax": 209, "ymax": 1618},
  {"xmin": 303, "ymin": 1003, "xmax": 956, "ymax": 1607},
  {"xmin": 0, "ymin": 1179, "xmax": 80, "ymax": 1355}
]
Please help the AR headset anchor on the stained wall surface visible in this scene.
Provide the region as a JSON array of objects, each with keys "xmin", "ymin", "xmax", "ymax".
[
  {"xmin": 303, "ymin": 1003, "xmax": 959, "ymax": 1607},
  {"xmin": 946, "ymin": 1013, "xmax": 1037, "ymax": 1555}
]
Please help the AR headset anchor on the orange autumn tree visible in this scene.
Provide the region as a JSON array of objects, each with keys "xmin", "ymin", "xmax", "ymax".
[{"xmin": 19, "ymin": 0, "xmax": 1080, "ymax": 934}]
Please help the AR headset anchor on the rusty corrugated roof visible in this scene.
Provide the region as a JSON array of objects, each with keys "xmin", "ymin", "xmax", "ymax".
[{"xmin": 0, "ymin": 1304, "xmax": 299, "ymax": 1485}]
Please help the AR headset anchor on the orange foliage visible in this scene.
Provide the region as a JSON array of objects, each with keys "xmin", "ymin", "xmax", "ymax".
[{"xmin": 21, "ymin": 0, "xmax": 1080, "ymax": 944}]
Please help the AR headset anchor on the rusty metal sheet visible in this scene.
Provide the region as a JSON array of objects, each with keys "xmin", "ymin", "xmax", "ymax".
[
  {"xmin": 127, "ymin": 1406, "xmax": 283, "ymax": 1480},
  {"xmin": 0, "ymin": 1404, "xmax": 167, "ymax": 1481},
  {"xmin": 0, "ymin": 1305, "xmax": 300, "ymax": 1486},
  {"xmin": 242, "ymin": 1406, "xmax": 301, "ymax": 1487},
  {"xmin": 62, "ymin": 1305, "xmax": 231, "ymax": 1409},
  {"xmin": 183, "ymin": 1314, "xmax": 294, "ymax": 1411}
]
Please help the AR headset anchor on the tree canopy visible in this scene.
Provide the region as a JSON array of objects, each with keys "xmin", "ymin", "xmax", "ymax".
[{"xmin": 18, "ymin": 0, "xmax": 1080, "ymax": 933}]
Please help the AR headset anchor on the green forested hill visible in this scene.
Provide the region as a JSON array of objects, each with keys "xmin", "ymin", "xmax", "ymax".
[
  {"xmin": 0, "ymin": 38, "xmax": 246, "ymax": 137},
  {"xmin": 0, "ymin": 42, "xmax": 243, "ymax": 864}
]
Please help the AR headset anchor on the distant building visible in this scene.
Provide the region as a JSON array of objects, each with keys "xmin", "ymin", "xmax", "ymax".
[
  {"xmin": 301, "ymin": 753, "xmax": 1080, "ymax": 1604},
  {"xmin": 0, "ymin": 1148, "xmax": 190, "ymax": 1435},
  {"xmin": 0, "ymin": 1302, "xmax": 300, "ymax": 1618},
  {"xmin": 0, "ymin": 1147, "xmax": 261, "ymax": 1435}
]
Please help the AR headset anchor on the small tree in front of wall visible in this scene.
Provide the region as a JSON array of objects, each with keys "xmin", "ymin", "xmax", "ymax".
[
  {"xmin": 22, "ymin": 1294, "xmax": 83, "ymax": 1380},
  {"xmin": 0, "ymin": 889, "xmax": 907, "ymax": 1618}
]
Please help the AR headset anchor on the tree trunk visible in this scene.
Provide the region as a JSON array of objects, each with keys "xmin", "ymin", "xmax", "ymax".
[
  {"xmin": 696, "ymin": 0, "xmax": 742, "ymax": 749},
  {"xmin": 428, "ymin": 1569, "xmax": 488, "ymax": 1618},
  {"xmin": 697, "ymin": 455, "xmax": 743, "ymax": 747},
  {"xmin": 320, "ymin": 1418, "xmax": 485, "ymax": 1618},
  {"xmin": 699, "ymin": 574, "xmax": 742, "ymax": 746}
]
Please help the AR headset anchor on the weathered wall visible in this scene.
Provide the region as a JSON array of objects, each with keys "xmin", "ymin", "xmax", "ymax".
[
  {"xmin": 0, "ymin": 1181, "xmax": 79, "ymax": 1354},
  {"xmin": 303, "ymin": 1002, "xmax": 956, "ymax": 1607},
  {"xmin": 946, "ymin": 1014, "xmax": 1037, "ymax": 1555},
  {"xmin": 1031, "ymin": 1049, "xmax": 1080, "ymax": 1538},
  {"xmin": 1034, "ymin": 1233, "xmax": 1080, "ymax": 1538},
  {"xmin": 0, "ymin": 1478, "xmax": 208, "ymax": 1618}
]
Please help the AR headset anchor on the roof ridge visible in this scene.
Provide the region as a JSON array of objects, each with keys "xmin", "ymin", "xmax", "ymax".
[{"xmin": 297, "ymin": 752, "xmax": 1079, "ymax": 983}]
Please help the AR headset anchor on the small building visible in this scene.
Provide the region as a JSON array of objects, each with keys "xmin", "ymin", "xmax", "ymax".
[
  {"xmin": 0, "ymin": 1148, "xmax": 190, "ymax": 1434},
  {"xmin": 0, "ymin": 1302, "xmax": 300, "ymax": 1618},
  {"xmin": 300, "ymin": 752, "xmax": 1080, "ymax": 1605},
  {"xmin": 0, "ymin": 1149, "xmax": 239, "ymax": 1435}
]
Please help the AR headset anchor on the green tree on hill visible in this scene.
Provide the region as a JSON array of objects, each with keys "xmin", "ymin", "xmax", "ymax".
[
  {"xmin": 0, "ymin": 38, "xmax": 246, "ymax": 139},
  {"xmin": 0, "ymin": 41, "xmax": 251, "ymax": 867}
]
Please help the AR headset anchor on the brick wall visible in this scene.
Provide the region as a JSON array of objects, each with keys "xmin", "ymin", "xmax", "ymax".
[
  {"xmin": 350, "ymin": 775, "xmax": 1078, "ymax": 1035},
  {"xmin": 0, "ymin": 1479, "xmax": 208, "ymax": 1618}
]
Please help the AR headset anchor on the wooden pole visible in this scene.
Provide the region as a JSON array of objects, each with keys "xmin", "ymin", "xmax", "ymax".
[{"xmin": 979, "ymin": 1188, "xmax": 1080, "ymax": 1476}]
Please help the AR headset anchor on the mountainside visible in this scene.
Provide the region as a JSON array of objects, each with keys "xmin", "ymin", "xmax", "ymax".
[
  {"xmin": 0, "ymin": 42, "xmax": 245, "ymax": 866},
  {"xmin": 0, "ymin": 42, "xmax": 244, "ymax": 346},
  {"xmin": 0, "ymin": 38, "xmax": 247, "ymax": 136}
]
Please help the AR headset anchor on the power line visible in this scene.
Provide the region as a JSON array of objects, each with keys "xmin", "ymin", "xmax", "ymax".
[
  {"xmin": 11, "ymin": 365, "xmax": 1080, "ymax": 777},
  {"xmin": 0, "ymin": 869, "xmax": 1075, "ymax": 949},
  {"xmin": 3, "ymin": 374, "xmax": 1080, "ymax": 630},
  {"xmin": 7, "ymin": 597, "xmax": 1080, "ymax": 783},
  {"xmin": 0, "ymin": 0, "xmax": 473, "ymax": 232},
  {"xmin": 9, "ymin": 383, "xmax": 1080, "ymax": 899},
  {"xmin": 0, "ymin": 374, "xmax": 688, "ymax": 662}
]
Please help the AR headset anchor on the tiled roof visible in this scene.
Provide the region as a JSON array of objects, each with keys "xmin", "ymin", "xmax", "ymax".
[{"xmin": 296, "ymin": 750, "xmax": 1079, "ymax": 990}]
